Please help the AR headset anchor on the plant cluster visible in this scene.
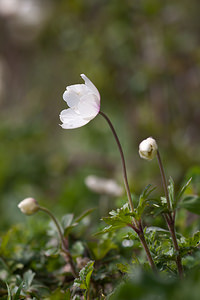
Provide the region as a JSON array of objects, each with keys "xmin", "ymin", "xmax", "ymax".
[{"xmin": 1, "ymin": 75, "xmax": 200, "ymax": 299}]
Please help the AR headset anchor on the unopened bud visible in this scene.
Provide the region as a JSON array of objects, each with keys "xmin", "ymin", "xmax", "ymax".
[
  {"xmin": 139, "ymin": 137, "xmax": 158, "ymax": 161},
  {"xmin": 18, "ymin": 197, "xmax": 40, "ymax": 215}
]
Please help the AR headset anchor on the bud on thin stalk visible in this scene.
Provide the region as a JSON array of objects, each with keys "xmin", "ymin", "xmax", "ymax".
[
  {"xmin": 139, "ymin": 137, "xmax": 158, "ymax": 161},
  {"xmin": 18, "ymin": 198, "xmax": 40, "ymax": 215},
  {"xmin": 18, "ymin": 198, "xmax": 77, "ymax": 277}
]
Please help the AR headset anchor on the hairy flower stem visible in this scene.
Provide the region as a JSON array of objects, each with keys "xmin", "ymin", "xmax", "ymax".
[
  {"xmin": 137, "ymin": 226, "xmax": 157, "ymax": 273},
  {"xmin": 156, "ymin": 151, "xmax": 171, "ymax": 211},
  {"xmin": 39, "ymin": 206, "xmax": 77, "ymax": 278},
  {"xmin": 156, "ymin": 151, "xmax": 183, "ymax": 278},
  {"xmin": 100, "ymin": 111, "xmax": 156, "ymax": 271},
  {"xmin": 129, "ymin": 222, "xmax": 157, "ymax": 273},
  {"xmin": 167, "ymin": 219, "xmax": 184, "ymax": 278},
  {"xmin": 99, "ymin": 111, "xmax": 134, "ymax": 212}
]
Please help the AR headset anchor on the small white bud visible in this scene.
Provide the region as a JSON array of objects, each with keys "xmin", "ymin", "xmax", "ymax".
[
  {"xmin": 18, "ymin": 197, "xmax": 40, "ymax": 215},
  {"xmin": 139, "ymin": 137, "xmax": 158, "ymax": 161}
]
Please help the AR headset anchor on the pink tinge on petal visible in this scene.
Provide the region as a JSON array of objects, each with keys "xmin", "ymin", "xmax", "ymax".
[{"xmin": 78, "ymin": 94, "xmax": 100, "ymax": 118}]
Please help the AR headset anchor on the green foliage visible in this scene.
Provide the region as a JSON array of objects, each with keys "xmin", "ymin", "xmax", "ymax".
[
  {"xmin": 13, "ymin": 282, "xmax": 24, "ymax": 300},
  {"xmin": 176, "ymin": 178, "xmax": 193, "ymax": 205},
  {"xmin": 88, "ymin": 233, "xmax": 118, "ymax": 260},
  {"xmin": 6, "ymin": 283, "xmax": 11, "ymax": 300},
  {"xmin": 149, "ymin": 177, "xmax": 193, "ymax": 215},
  {"xmin": 135, "ymin": 184, "xmax": 156, "ymax": 220},
  {"xmin": 5, "ymin": 269, "xmax": 49, "ymax": 300},
  {"xmin": 109, "ymin": 267, "xmax": 200, "ymax": 300},
  {"xmin": 179, "ymin": 231, "xmax": 200, "ymax": 256},
  {"xmin": 100, "ymin": 185, "xmax": 156, "ymax": 235},
  {"xmin": 100, "ymin": 203, "xmax": 133, "ymax": 234},
  {"xmin": 74, "ymin": 261, "xmax": 94, "ymax": 298},
  {"xmin": 179, "ymin": 195, "xmax": 200, "ymax": 215},
  {"xmin": 61, "ymin": 209, "xmax": 95, "ymax": 236},
  {"xmin": 48, "ymin": 289, "xmax": 71, "ymax": 300}
]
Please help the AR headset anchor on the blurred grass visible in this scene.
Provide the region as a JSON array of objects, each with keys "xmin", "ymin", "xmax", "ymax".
[{"xmin": 0, "ymin": 0, "xmax": 200, "ymax": 230}]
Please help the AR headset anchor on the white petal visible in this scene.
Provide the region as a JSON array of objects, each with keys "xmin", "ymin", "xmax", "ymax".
[
  {"xmin": 63, "ymin": 90, "xmax": 80, "ymax": 108},
  {"xmin": 78, "ymin": 94, "xmax": 100, "ymax": 118},
  {"xmin": 60, "ymin": 109, "xmax": 89, "ymax": 129},
  {"xmin": 67, "ymin": 84, "xmax": 90, "ymax": 96},
  {"xmin": 80, "ymin": 74, "xmax": 100, "ymax": 100},
  {"xmin": 60, "ymin": 108, "xmax": 78, "ymax": 121}
]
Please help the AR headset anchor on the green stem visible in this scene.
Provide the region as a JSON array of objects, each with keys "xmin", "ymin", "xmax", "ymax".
[
  {"xmin": 86, "ymin": 287, "xmax": 90, "ymax": 300},
  {"xmin": 99, "ymin": 111, "xmax": 134, "ymax": 212},
  {"xmin": 39, "ymin": 206, "xmax": 77, "ymax": 277},
  {"xmin": 156, "ymin": 151, "xmax": 184, "ymax": 278}
]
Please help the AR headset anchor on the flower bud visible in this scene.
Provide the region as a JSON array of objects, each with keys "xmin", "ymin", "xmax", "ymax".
[
  {"xmin": 139, "ymin": 137, "xmax": 158, "ymax": 160},
  {"xmin": 18, "ymin": 197, "xmax": 40, "ymax": 215}
]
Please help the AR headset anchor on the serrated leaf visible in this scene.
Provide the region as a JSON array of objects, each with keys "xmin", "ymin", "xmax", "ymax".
[
  {"xmin": 193, "ymin": 231, "xmax": 200, "ymax": 245},
  {"xmin": 94, "ymin": 225, "xmax": 113, "ymax": 235},
  {"xmin": 74, "ymin": 261, "xmax": 94, "ymax": 291},
  {"xmin": 74, "ymin": 278, "xmax": 86, "ymax": 290},
  {"xmin": 85, "ymin": 262, "xmax": 94, "ymax": 289},
  {"xmin": 179, "ymin": 195, "xmax": 200, "ymax": 215},
  {"xmin": 179, "ymin": 232, "xmax": 200, "ymax": 256},
  {"xmin": 103, "ymin": 204, "xmax": 132, "ymax": 228},
  {"xmin": 136, "ymin": 185, "xmax": 156, "ymax": 219}
]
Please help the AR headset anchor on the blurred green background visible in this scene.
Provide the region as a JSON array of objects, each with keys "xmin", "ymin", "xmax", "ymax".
[{"xmin": 0, "ymin": 0, "xmax": 200, "ymax": 230}]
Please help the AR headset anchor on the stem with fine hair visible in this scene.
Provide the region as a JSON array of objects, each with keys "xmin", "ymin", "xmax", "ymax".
[
  {"xmin": 138, "ymin": 224, "xmax": 157, "ymax": 273},
  {"xmin": 156, "ymin": 151, "xmax": 183, "ymax": 278},
  {"xmin": 129, "ymin": 222, "xmax": 157, "ymax": 273},
  {"xmin": 99, "ymin": 111, "xmax": 134, "ymax": 212},
  {"xmin": 39, "ymin": 206, "xmax": 77, "ymax": 277},
  {"xmin": 99, "ymin": 111, "xmax": 156, "ymax": 272},
  {"xmin": 156, "ymin": 151, "xmax": 171, "ymax": 211}
]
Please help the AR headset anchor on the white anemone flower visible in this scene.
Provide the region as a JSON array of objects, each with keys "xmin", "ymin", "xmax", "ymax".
[
  {"xmin": 85, "ymin": 175, "xmax": 123, "ymax": 197},
  {"xmin": 60, "ymin": 74, "xmax": 100, "ymax": 129}
]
